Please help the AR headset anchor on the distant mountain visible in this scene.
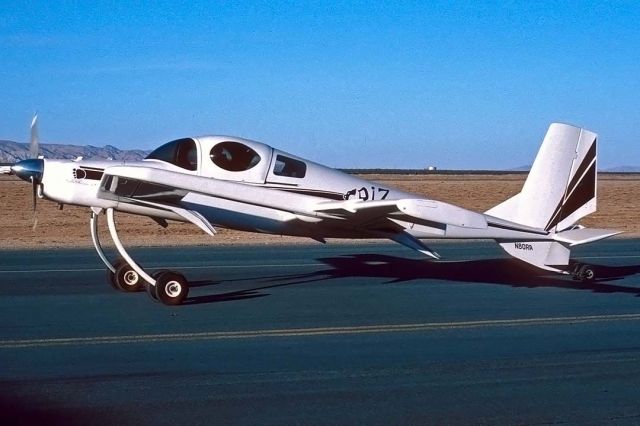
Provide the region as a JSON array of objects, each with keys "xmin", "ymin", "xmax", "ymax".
[
  {"xmin": 507, "ymin": 164, "xmax": 640, "ymax": 173},
  {"xmin": 0, "ymin": 140, "xmax": 150, "ymax": 162},
  {"xmin": 603, "ymin": 166, "xmax": 640, "ymax": 173}
]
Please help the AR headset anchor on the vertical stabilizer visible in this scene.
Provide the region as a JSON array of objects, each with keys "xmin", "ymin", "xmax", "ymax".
[{"xmin": 486, "ymin": 123, "xmax": 597, "ymax": 232}]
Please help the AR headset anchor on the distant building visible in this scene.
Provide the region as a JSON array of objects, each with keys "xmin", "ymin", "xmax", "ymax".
[{"xmin": 427, "ymin": 166, "xmax": 437, "ymax": 171}]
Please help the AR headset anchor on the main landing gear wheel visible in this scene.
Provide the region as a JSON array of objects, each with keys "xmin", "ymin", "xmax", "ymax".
[
  {"xmin": 572, "ymin": 263, "xmax": 596, "ymax": 282},
  {"xmin": 145, "ymin": 269, "xmax": 170, "ymax": 302},
  {"xmin": 155, "ymin": 271, "xmax": 189, "ymax": 306},
  {"xmin": 113, "ymin": 261, "xmax": 144, "ymax": 292}
]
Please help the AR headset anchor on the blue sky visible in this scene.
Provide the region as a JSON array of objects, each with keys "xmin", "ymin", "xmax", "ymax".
[{"xmin": 1, "ymin": 1, "xmax": 639, "ymax": 168}]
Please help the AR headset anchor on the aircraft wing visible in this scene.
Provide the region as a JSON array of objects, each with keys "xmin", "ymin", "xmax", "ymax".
[
  {"xmin": 313, "ymin": 199, "xmax": 489, "ymax": 259},
  {"xmin": 97, "ymin": 164, "xmax": 329, "ymax": 211},
  {"xmin": 314, "ymin": 198, "xmax": 488, "ymax": 229},
  {"xmin": 95, "ymin": 165, "xmax": 327, "ymax": 230}
]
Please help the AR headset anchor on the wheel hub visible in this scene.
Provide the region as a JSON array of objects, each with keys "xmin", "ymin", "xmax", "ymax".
[
  {"xmin": 124, "ymin": 270, "xmax": 139, "ymax": 286},
  {"xmin": 166, "ymin": 280, "xmax": 182, "ymax": 297}
]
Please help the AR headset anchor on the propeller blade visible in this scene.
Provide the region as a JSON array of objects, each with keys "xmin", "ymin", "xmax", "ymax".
[
  {"xmin": 30, "ymin": 176, "xmax": 37, "ymax": 212},
  {"xmin": 30, "ymin": 176, "xmax": 39, "ymax": 231},
  {"xmin": 30, "ymin": 113, "xmax": 39, "ymax": 159}
]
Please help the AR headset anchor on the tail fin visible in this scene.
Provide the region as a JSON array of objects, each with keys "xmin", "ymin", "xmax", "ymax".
[{"xmin": 486, "ymin": 123, "xmax": 597, "ymax": 232}]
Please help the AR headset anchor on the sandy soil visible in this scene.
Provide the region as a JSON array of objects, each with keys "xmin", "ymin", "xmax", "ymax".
[{"xmin": 0, "ymin": 174, "xmax": 637, "ymax": 250}]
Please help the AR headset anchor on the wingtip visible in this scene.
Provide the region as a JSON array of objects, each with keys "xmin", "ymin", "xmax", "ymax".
[{"xmin": 420, "ymin": 249, "xmax": 441, "ymax": 260}]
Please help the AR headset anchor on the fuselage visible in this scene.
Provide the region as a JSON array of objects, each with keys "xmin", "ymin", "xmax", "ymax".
[{"xmin": 37, "ymin": 135, "xmax": 551, "ymax": 242}]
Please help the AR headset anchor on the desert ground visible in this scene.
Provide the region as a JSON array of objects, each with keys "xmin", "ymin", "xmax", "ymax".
[{"xmin": 0, "ymin": 173, "xmax": 638, "ymax": 250}]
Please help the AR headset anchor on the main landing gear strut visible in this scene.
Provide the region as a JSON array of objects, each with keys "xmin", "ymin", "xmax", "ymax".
[{"xmin": 90, "ymin": 208, "xmax": 189, "ymax": 305}]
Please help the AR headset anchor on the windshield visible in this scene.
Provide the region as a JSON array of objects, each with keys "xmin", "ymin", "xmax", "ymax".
[{"xmin": 145, "ymin": 138, "xmax": 198, "ymax": 171}]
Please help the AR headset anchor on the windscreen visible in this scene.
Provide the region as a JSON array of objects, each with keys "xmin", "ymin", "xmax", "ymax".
[{"xmin": 146, "ymin": 138, "xmax": 198, "ymax": 171}]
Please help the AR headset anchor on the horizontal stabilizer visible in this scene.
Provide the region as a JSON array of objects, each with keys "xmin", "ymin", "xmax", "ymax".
[
  {"xmin": 499, "ymin": 228, "xmax": 620, "ymax": 273},
  {"xmin": 553, "ymin": 228, "xmax": 621, "ymax": 246}
]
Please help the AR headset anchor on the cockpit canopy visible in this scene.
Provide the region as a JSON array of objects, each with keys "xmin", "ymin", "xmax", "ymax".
[
  {"xmin": 145, "ymin": 138, "xmax": 198, "ymax": 171},
  {"xmin": 144, "ymin": 135, "xmax": 317, "ymax": 185}
]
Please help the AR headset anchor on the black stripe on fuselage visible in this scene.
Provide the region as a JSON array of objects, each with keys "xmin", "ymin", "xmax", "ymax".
[
  {"xmin": 488, "ymin": 222, "xmax": 548, "ymax": 235},
  {"xmin": 270, "ymin": 186, "xmax": 346, "ymax": 200}
]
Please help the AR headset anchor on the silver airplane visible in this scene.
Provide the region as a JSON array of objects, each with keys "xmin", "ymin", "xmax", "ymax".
[{"xmin": 2, "ymin": 118, "xmax": 619, "ymax": 305}]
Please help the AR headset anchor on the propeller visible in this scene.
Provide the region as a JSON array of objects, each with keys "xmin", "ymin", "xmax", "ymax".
[
  {"xmin": 2, "ymin": 113, "xmax": 43, "ymax": 229},
  {"xmin": 11, "ymin": 158, "xmax": 44, "ymax": 230},
  {"xmin": 30, "ymin": 113, "xmax": 39, "ymax": 159},
  {"xmin": 1, "ymin": 113, "xmax": 40, "ymax": 175}
]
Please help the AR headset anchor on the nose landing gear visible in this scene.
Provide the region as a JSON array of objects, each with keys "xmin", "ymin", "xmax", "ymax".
[{"xmin": 91, "ymin": 209, "xmax": 190, "ymax": 306}]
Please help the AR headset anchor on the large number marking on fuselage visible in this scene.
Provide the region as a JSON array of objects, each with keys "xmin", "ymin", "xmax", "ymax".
[{"xmin": 344, "ymin": 186, "xmax": 389, "ymax": 201}]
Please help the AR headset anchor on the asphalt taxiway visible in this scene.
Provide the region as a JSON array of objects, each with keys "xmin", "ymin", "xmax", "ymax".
[{"xmin": 1, "ymin": 239, "xmax": 640, "ymax": 424}]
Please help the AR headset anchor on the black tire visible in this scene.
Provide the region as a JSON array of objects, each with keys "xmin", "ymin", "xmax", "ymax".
[
  {"xmin": 578, "ymin": 264, "xmax": 596, "ymax": 282},
  {"xmin": 114, "ymin": 261, "xmax": 144, "ymax": 292},
  {"xmin": 145, "ymin": 269, "xmax": 172, "ymax": 302},
  {"xmin": 145, "ymin": 282, "xmax": 159, "ymax": 302},
  {"xmin": 152, "ymin": 269, "xmax": 170, "ymax": 279},
  {"xmin": 155, "ymin": 271, "xmax": 189, "ymax": 306},
  {"xmin": 106, "ymin": 258, "xmax": 128, "ymax": 290}
]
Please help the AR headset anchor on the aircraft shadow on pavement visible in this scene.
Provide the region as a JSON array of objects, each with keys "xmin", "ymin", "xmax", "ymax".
[{"xmin": 185, "ymin": 254, "xmax": 640, "ymax": 305}]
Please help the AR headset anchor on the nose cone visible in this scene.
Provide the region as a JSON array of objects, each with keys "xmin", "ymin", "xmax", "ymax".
[{"xmin": 11, "ymin": 158, "xmax": 44, "ymax": 183}]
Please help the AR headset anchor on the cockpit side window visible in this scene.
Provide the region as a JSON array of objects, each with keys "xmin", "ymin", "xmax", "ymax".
[
  {"xmin": 273, "ymin": 155, "xmax": 306, "ymax": 178},
  {"xmin": 145, "ymin": 138, "xmax": 198, "ymax": 171},
  {"xmin": 210, "ymin": 142, "xmax": 261, "ymax": 172}
]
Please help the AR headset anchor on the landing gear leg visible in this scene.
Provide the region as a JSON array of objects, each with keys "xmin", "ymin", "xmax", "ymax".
[
  {"xmin": 91, "ymin": 210, "xmax": 144, "ymax": 292},
  {"xmin": 105, "ymin": 208, "xmax": 189, "ymax": 305},
  {"xmin": 91, "ymin": 210, "xmax": 115, "ymax": 276}
]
